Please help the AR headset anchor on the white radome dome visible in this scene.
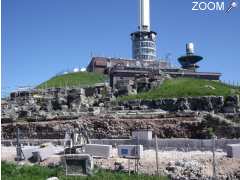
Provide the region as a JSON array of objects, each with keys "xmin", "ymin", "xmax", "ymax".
[
  {"xmin": 73, "ymin": 68, "xmax": 79, "ymax": 72},
  {"xmin": 80, "ymin": 68, "xmax": 86, "ymax": 72}
]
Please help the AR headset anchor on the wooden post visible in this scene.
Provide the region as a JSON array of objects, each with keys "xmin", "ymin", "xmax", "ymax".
[
  {"xmin": 155, "ymin": 134, "xmax": 159, "ymax": 176},
  {"xmin": 128, "ymin": 159, "xmax": 131, "ymax": 176}
]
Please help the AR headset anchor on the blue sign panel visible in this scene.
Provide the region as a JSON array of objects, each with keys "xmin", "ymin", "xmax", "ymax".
[{"xmin": 121, "ymin": 149, "xmax": 129, "ymax": 155}]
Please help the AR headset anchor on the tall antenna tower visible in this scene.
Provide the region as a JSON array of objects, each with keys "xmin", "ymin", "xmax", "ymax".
[{"xmin": 131, "ymin": 0, "xmax": 157, "ymax": 61}]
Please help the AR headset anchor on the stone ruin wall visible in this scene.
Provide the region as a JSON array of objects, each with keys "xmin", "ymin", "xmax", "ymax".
[
  {"xmin": 1, "ymin": 85, "xmax": 240, "ymax": 140},
  {"xmin": 2, "ymin": 112, "xmax": 240, "ymax": 140}
]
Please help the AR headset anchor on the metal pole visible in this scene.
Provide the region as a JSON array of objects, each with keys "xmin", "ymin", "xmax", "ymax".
[
  {"xmin": 155, "ymin": 134, "xmax": 159, "ymax": 176},
  {"xmin": 136, "ymin": 132, "xmax": 140, "ymax": 175},
  {"xmin": 212, "ymin": 135, "xmax": 217, "ymax": 180},
  {"xmin": 16, "ymin": 128, "xmax": 23, "ymax": 161}
]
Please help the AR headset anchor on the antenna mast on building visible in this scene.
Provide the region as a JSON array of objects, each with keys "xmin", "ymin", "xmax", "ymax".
[{"xmin": 131, "ymin": 0, "xmax": 157, "ymax": 61}]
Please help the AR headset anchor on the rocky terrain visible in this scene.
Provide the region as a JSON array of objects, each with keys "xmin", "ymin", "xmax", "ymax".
[
  {"xmin": 1, "ymin": 87, "xmax": 240, "ymax": 139},
  {"xmin": 2, "ymin": 111, "xmax": 240, "ymax": 140},
  {"xmin": 117, "ymin": 95, "xmax": 240, "ymax": 113}
]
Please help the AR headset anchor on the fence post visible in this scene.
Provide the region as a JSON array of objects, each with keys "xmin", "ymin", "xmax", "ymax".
[
  {"xmin": 155, "ymin": 135, "xmax": 159, "ymax": 176},
  {"xmin": 128, "ymin": 159, "xmax": 131, "ymax": 176},
  {"xmin": 212, "ymin": 135, "xmax": 217, "ymax": 180},
  {"xmin": 16, "ymin": 128, "xmax": 23, "ymax": 161}
]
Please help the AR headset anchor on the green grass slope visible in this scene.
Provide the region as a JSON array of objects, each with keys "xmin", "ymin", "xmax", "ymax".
[
  {"xmin": 37, "ymin": 72, "xmax": 107, "ymax": 89},
  {"xmin": 1, "ymin": 161, "xmax": 169, "ymax": 180},
  {"xmin": 120, "ymin": 78, "xmax": 240, "ymax": 101}
]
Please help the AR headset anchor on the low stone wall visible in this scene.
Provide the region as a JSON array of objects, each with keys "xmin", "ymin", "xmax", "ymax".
[
  {"xmin": 2, "ymin": 138, "xmax": 240, "ymax": 151},
  {"xmin": 118, "ymin": 95, "xmax": 240, "ymax": 113}
]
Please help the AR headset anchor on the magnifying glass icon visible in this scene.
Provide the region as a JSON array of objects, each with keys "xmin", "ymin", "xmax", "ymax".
[{"xmin": 226, "ymin": 1, "xmax": 238, "ymax": 13}]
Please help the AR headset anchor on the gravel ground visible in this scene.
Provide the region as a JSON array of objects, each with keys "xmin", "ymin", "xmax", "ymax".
[
  {"xmin": 95, "ymin": 149, "xmax": 240, "ymax": 178},
  {"xmin": 1, "ymin": 146, "xmax": 16, "ymax": 162},
  {"xmin": 2, "ymin": 146, "xmax": 240, "ymax": 178}
]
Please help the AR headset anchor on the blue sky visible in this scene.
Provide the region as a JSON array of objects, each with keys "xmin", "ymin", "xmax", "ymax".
[{"xmin": 2, "ymin": 0, "xmax": 240, "ymax": 96}]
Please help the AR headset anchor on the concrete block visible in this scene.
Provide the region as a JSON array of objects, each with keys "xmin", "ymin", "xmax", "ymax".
[
  {"xmin": 227, "ymin": 144, "xmax": 240, "ymax": 158},
  {"xmin": 64, "ymin": 154, "xmax": 93, "ymax": 176},
  {"xmin": 85, "ymin": 144, "xmax": 112, "ymax": 159},
  {"xmin": 118, "ymin": 145, "xmax": 143, "ymax": 159},
  {"xmin": 46, "ymin": 177, "xmax": 59, "ymax": 180},
  {"xmin": 32, "ymin": 143, "xmax": 56, "ymax": 161},
  {"xmin": 132, "ymin": 130, "xmax": 152, "ymax": 140},
  {"xmin": 22, "ymin": 146, "xmax": 39, "ymax": 160}
]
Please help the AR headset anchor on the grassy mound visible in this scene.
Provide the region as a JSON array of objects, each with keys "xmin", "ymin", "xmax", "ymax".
[
  {"xmin": 1, "ymin": 161, "xmax": 168, "ymax": 180},
  {"xmin": 37, "ymin": 72, "xmax": 107, "ymax": 89},
  {"xmin": 120, "ymin": 78, "xmax": 240, "ymax": 101}
]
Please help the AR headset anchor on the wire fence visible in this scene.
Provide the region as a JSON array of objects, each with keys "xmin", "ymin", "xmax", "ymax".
[
  {"xmin": 2, "ymin": 129, "xmax": 240, "ymax": 179},
  {"xmin": 220, "ymin": 80, "xmax": 240, "ymax": 88}
]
